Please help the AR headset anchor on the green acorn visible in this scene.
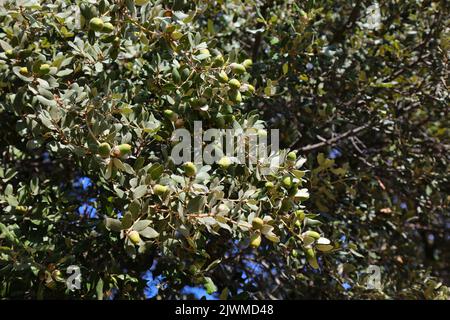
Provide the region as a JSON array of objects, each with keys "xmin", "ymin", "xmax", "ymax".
[
  {"xmin": 218, "ymin": 70, "xmax": 229, "ymax": 83},
  {"xmin": 287, "ymin": 151, "xmax": 297, "ymax": 162},
  {"xmin": 154, "ymin": 184, "xmax": 168, "ymax": 196},
  {"xmin": 113, "ymin": 143, "xmax": 132, "ymax": 157},
  {"xmin": 218, "ymin": 156, "xmax": 232, "ymax": 169},
  {"xmin": 15, "ymin": 205, "xmax": 28, "ymax": 214},
  {"xmin": 5, "ymin": 49, "xmax": 14, "ymax": 58},
  {"xmin": 229, "ymin": 89, "xmax": 242, "ymax": 103},
  {"xmin": 252, "ymin": 217, "xmax": 264, "ymax": 229},
  {"xmin": 249, "ymin": 233, "xmax": 262, "ymax": 248},
  {"xmin": 228, "ymin": 79, "xmax": 241, "ymax": 90},
  {"xmin": 212, "ymin": 55, "xmax": 225, "ymax": 67},
  {"xmin": 242, "ymin": 59, "xmax": 253, "ymax": 69},
  {"xmin": 281, "ymin": 175, "xmax": 293, "ymax": 188},
  {"xmin": 102, "ymin": 22, "xmax": 114, "ymax": 33},
  {"xmin": 164, "ymin": 109, "xmax": 178, "ymax": 121},
  {"xmin": 39, "ymin": 64, "xmax": 51, "ymax": 75},
  {"xmin": 229, "ymin": 63, "xmax": 246, "ymax": 74},
  {"xmin": 244, "ymin": 84, "xmax": 255, "ymax": 94},
  {"xmin": 190, "ymin": 97, "xmax": 207, "ymax": 108},
  {"xmin": 128, "ymin": 230, "xmax": 141, "ymax": 245},
  {"xmin": 265, "ymin": 181, "xmax": 274, "ymax": 189},
  {"xmin": 295, "ymin": 210, "xmax": 305, "ymax": 221},
  {"xmin": 183, "ymin": 162, "xmax": 197, "ymax": 177},
  {"xmin": 19, "ymin": 67, "xmax": 29, "ymax": 75},
  {"xmin": 89, "ymin": 18, "xmax": 104, "ymax": 32},
  {"xmin": 98, "ymin": 142, "xmax": 111, "ymax": 158}
]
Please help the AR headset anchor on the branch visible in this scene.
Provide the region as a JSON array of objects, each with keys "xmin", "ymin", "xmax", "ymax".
[{"xmin": 299, "ymin": 123, "xmax": 371, "ymax": 152}]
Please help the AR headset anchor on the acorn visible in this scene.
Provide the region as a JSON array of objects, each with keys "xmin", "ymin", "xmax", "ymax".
[
  {"xmin": 295, "ymin": 210, "xmax": 305, "ymax": 221},
  {"xmin": 252, "ymin": 217, "xmax": 264, "ymax": 230},
  {"xmin": 19, "ymin": 67, "xmax": 29, "ymax": 75},
  {"xmin": 265, "ymin": 181, "xmax": 274, "ymax": 189},
  {"xmin": 244, "ymin": 84, "xmax": 255, "ymax": 95},
  {"xmin": 249, "ymin": 233, "xmax": 262, "ymax": 248},
  {"xmin": 217, "ymin": 71, "xmax": 229, "ymax": 83},
  {"xmin": 229, "ymin": 89, "xmax": 242, "ymax": 103},
  {"xmin": 39, "ymin": 63, "xmax": 51, "ymax": 75},
  {"xmin": 15, "ymin": 205, "xmax": 28, "ymax": 214},
  {"xmin": 190, "ymin": 97, "xmax": 207, "ymax": 108},
  {"xmin": 212, "ymin": 55, "xmax": 225, "ymax": 67},
  {"xmin": 164, "ymin": 109, "xmax": 178, "ymax": 121},
  {"xmin": 102, "ymin": 22, "xmax": 114, "ymax": 33},
  {"xmin": 242, "ymin": 59, "xmax": 253, "ymax": 69},
  {"xmin": 5, "ymin": 49, "xmax": 14, "ymax": 58},
  {"xmin": 153, "ymin": 184, "xmax": 168, "ymax": 196},
  {"xmin": 98, "ymin": 142, "xmax": 111, "ymax": 158},
  {"xmin": 281, "ymin": 175, "xmax": 293, "ymax": 189},
  {"xmin": 89, "ymin": 18, "xmax": 104, "ymax": 32},
  {"xmin": 112, "ymin": 144, "xmax": 132, "ymax": 157},
  {"xmin": 229, "ymin": 63, "xmax": 246, "ymax": 74},
  {"xmin": 128, "ymin": 230, "xmax": 141, "ymax": 245},
  {"xmin": 287, "ymin": 151, "xmax": 297, "ymax": 162},
  {"xmin": 228, "ymin": 79, "xmax": 241, "ymax": 90},
  {"xmin": 183, "ymin": 162, "xmax": 197, "ymax": 177},
  {"xmin": 218, "ymin": 156, "xmax": 232, "ymax": 169}
]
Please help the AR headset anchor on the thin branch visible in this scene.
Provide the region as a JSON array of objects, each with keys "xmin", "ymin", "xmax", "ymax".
[{"xmin": 299, "ymin": 123, "xmax": 371, "ymax": 152}]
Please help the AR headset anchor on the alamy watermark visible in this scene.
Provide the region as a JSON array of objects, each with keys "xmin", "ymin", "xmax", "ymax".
[
  {"xmin": 366, "ymin": 265, "xmax": 381, "ymax": 290},
  {"xmin": 170, "ymin": 121, "xmax": 280, "ymax": 175},
  {"xmin": 66, "ymin": 265, "xmax": 81, "ymax": 291}
]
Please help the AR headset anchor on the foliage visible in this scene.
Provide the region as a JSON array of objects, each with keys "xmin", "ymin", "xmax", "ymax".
[{"xmin": 0, "ymin": 0, "xmax": 448, "ymax": 299}]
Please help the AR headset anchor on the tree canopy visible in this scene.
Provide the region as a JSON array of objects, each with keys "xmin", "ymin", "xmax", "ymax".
[{"xmin": 0, "ymin": 0, "xmax": 448, "ymax": 300}]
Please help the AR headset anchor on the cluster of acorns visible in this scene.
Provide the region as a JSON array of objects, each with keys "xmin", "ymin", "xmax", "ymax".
[
  {"xmin": 17, "ymin": 63, "xmax": 52, "ymax": 78},
  {"xmin": 216, "ymin": 58, "xmax": 255, "ymax": 104},
  {"xmin": 89, "ymin": 17, "xmax": 115, "ymax": 33},
  {"xmin": 97, "ymin": 142, "xmax": 132, "ymax": 159}
]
